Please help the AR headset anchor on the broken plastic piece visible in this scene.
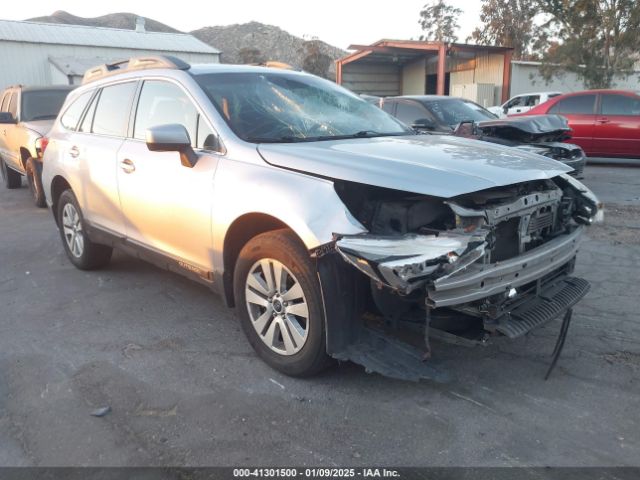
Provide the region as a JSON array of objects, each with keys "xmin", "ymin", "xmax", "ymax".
[{"xmin": 90, "ymin": 406, "xmax": 112, "ymax": 417}]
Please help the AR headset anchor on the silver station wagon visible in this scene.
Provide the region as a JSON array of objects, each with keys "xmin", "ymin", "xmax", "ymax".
[{"xmin": 42, "ymin": 56, "xmax": 602, "ymax": 380}]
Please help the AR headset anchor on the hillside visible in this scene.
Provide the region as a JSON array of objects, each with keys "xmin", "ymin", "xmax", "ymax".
[
  {"xmin": 27, "ymin": 10, "xmax": 179, "ymax": 33},
  {"xmin": 25, "ymin": 12, "xmax": 346, "ymax": 78},
  {"xmin": 192, "ymin": 22, "xmax": 346, "ymax": 77}
]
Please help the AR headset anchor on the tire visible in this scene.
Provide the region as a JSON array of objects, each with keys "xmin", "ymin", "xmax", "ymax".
[
  {"xmin": 25, "ymin": 157, "xmax": 46, "ymax": 208},
  {"xmin": 57, "ymin": 189, "xmax": 112, "ymax": 270},
  {"xmin": 1, "ymin": 157, "xmax": 21, "ymax": 189},
  {"xmin": 233, "ymin": 229, "xmax": 332, "ymax": 377}
]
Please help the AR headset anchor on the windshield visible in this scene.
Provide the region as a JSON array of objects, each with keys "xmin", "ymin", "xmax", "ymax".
[
  {"xmin": 423, "ymin": 98, "xmax": 496, "ymax": 128},
  {"xmin": 194, "ymin": 71, "xmax": 412, "ymax": 143},
  {"xmin": 21, "ymin": 90, "xmax": 72, "ymax": 122}
]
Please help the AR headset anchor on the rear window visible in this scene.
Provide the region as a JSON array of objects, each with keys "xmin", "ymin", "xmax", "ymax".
[
  {"xmin": 60, "ymin": 91, "xmax": 93, "ymax": 131},
  {"xmin": 601, "ymin": 94, "xmax": 640, "ymax": 116},
  {"xmin": 92, "ymin": 82, "xmax": 137, "ymax": 137},
  {"xmin": 549, "ymin": 95, "xmax": 596, "ymax": 114},
  {"xmin": 21, "ymin": 89, "xmax": 72, "ymax": 122}
]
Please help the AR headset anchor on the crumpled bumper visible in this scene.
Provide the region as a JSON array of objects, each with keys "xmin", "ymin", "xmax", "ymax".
[{"xmin": 428, "ymin": 226, "xmax": 584, "ymax": 307}]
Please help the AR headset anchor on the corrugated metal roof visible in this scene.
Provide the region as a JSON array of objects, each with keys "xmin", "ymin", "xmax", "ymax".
[
  {"xmin": 0, "ymin": 19, "xmax": 220, "ymax": 54},
  {"xmin": 49, "ymin": 56, "xmax": 122, "ymax": 76}
]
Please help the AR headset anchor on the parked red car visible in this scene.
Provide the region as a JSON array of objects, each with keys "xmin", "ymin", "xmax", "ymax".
[{"xmin": 516, "ymin": 90, "xmax": 640, "ymax": 158}]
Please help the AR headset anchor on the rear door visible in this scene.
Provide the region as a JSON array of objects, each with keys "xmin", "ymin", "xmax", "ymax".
[
  {"xmin": 116, "ymin": 79, "xmax": 222, "ymax": 272},
  {"xmin": 547, "ymin": 94, "xmax": 597, "ymax": 154},
  {"xmin": 71, "ymin": 81, "xmax": 137, "ymax": 234},
  {"xmin": 592, "ymin": 93, "xmax": 640, "ymax": 157}
]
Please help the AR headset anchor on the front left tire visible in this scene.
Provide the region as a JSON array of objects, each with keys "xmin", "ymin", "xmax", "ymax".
[
  {"xmin": 1, "ymin": 157, "xmax": 21, "ymax": 189},
  {"xmin": 57, "ymin": 189, "xmax": 113, "ymax": 270},
  {"xmin": 233, "ymin": 229, "xmax": 332, "ymax": 377},
  {"xmin": 25, "ymin": 157, "xmax": 46, "ymax": 207}
]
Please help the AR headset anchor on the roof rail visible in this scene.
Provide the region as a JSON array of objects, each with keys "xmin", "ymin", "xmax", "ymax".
[{"xmin": 82, "ymin": 55, "xmax": 191, "ymax": 84}]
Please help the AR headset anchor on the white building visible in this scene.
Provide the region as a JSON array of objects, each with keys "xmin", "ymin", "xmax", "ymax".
[
  {"xmin": 510, "ymin": 60, "xmax": 640, "ymax": 96},
  {"xmin": 0, "ymin": 18, "xmax": 220, "ymax": 87}
]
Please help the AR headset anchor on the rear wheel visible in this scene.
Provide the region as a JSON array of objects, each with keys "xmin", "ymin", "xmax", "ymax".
[
  {"xmin": 233, "ymin": 229, "xmax": 332, "ymax": 377},
  {"xmin": 57, "ymin": 189, "xmax": 112, "ymax": 270},
  {"xmin": 25, "ymin": 157, "xmax": 46, "ymax": 207},
  {"xmin": 1, "ymin": 158, "xmax": 21, "ymax": 189}
]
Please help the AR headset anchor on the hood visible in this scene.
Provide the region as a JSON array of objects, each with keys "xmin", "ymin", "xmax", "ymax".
[
  {"xmin": 476, "ymin": 115, "xmax": 572, "ymax": 143},
  {"xmin": 257, "ymin": 134, "xmax": 572, "ymax": 198},
  {"xmin": 21, "ymin": 119, "xmax": 55, "ymax": 137}
]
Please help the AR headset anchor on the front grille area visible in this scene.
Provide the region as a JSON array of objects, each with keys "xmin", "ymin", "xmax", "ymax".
[
  {"xmin": 528, "ymin": 208, "xmax": 554, "ymax": 233},
  {"xmin": 490, "ymin": 202, "xmax": 560, "ymax": 263}
]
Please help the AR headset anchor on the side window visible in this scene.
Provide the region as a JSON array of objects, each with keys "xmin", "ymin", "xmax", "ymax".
[
  {"xmin": 601, "ymin": 94, "xmax": 640, "ymax": 116},
  {"xmin": 525, "ymin": 95, "xmax": 540, "ymax": 107},
  {"xmin": 92, "ymin": 82, "xmax": 137, "ymax": 137},
  {"xmin": 60, "ymin": 91, "xmax": 93, "ymax": 131},
  {"xmin": 395, "ymin": 101, "xmax": 429, "ymax": 125},
  {"xmin": 8, "ymin": 93, "xmax": 18, "ymax": 119},
  {"xmin": 549, "ymin": 95, "xmax": 596, "ymax": 115},
  {"xmin": 79, "ymin": 92, "xmax": 99, "ymax": 133},
  {"xmin": 133, "ymin": 80, "xmax": 197, "ymax": 145},
  {"xmin": 506, "ymin": 96, "xmax": 525, "ymax": 108},
  {"xmin": 0, "ymin": 92, "xmax": 10, "ymax": 112},
  {"xmin": 196, "ymin": 114, "xmax": 219, "ymax": 150},
  {"xmin": 381, "ymin": 100, "xmax": 395, "ymax": 115}
]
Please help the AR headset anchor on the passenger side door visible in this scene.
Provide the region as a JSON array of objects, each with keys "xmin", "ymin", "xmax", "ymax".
[
  {"xmin": 592, "ymin": 93, "xmax": 640, "ymax": 157},
  {"xmin": 71, "ymin": 82, "xmax": 137, "ymax": 234},
  {"xmin": 1, "ymin": 92, "xmax": 22, "ymax": 172},
  {"xmin": 505, "ymin": 95, "xmax": 527, "ymax": 116},
  {"xmin": 548, "ymin": 94, "xmax": 597, "ymax": 154},
  {"xmin": 116, "ymin": 79, "xmax": 222, "ymax": 273}
]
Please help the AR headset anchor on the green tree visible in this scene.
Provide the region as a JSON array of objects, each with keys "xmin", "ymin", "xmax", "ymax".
[
  {"xmin": 536, "ymin": 0, "xmax": 640, "ymax": 88},
  {"xmin": 418, "ymin": 0, "xmax": 462, "ymax": 42},
  {"xmin": 469, "ymin": 0, "xmax": 539, "ymax": 60}
]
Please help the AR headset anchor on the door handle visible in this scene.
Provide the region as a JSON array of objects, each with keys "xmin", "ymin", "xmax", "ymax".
[
  {"xmin": 596, "ymin": 118, "xmax": 610, "ymax": 124},
  {"xmin": 69, "ymin": 146, "xmax": 80, "ymax": 158},
  {"xmin": 120, "ymin": 158, "xmax": 135, "ymax": 174}
]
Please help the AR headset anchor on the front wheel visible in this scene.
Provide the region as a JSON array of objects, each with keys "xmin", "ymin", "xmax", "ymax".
[
  {"xmin": 25, "ymin": 157, "xmax": 46, "ymax": 207},
  {"xmin": 233, "ymin": 229, "xmax": 332, "ymax": 377},
  {"xmin": 57, "ymin": 189, "xmax": 112, "ymax": 270},
  {"xmin": 1, "ymin": 158, "xmax": 21, "ymax": 189}
]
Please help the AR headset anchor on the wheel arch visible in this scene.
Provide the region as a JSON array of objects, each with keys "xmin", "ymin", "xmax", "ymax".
[
  {"xmin": 19, "ymin": 147, "xmax": 32, "ymax": 169},
  {"xmin": 50, "ymin": 175, "xmax": 72, "ymax": 225},
  {"xmin": 221, "ymin": 213, "xmax": 307, "ymax": 308}
]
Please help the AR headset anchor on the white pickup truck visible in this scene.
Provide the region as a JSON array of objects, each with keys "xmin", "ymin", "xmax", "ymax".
[{"xmin": 488, "ymin": 91, "xmax": 562, "ymax": 117}]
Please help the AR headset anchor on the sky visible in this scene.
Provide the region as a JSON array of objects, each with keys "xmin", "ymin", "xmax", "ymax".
[{"xmin": 3, "ymin": 0, "xmax": 484, "ymax": 50}]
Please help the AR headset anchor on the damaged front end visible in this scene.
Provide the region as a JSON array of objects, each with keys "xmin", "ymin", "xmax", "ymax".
[{"xmin": 325, "ymin": 174, "xmax": 602, "ymax": 381}]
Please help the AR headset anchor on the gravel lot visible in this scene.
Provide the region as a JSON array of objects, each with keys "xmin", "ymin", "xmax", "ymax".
[{"xmin": 0, "ymin": 165, "xmax": 639, "ymax": 467}]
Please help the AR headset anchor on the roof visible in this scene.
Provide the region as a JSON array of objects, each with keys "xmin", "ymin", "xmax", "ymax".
[
  {"xmin": 339, "ymin": 39, "xmax": 512, "ymax": 66},
  {"xmin": 0, "ymin": 19, "xmax": 219, "ymax": 54}
]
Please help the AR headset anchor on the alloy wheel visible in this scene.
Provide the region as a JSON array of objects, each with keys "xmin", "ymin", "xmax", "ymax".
[
  {"xmin": 62, "ymin": 203, "xmax": 84, "ymax": 258},
  {"xmin": 244, "ymin": 258, "xmax": 309, "ymax": 356}
]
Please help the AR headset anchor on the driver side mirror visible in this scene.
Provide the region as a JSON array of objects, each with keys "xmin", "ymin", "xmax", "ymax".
[
  {"xmin": 503, "ymin": 106, "xmax": 509, "ymax": 115},
  {"xmin": 146, "ymin": 124, "xmax": 198, "ymax": 168},
  {"xmin": 411, "ymin": 118, "xmax": 437, "ymax": 131},
  {"xmin": 0, "ymin": 112, "xmax": 16, "ymax": 124}
]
